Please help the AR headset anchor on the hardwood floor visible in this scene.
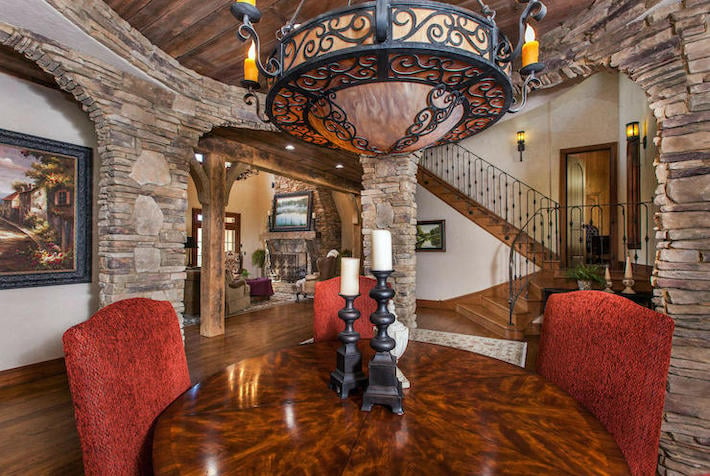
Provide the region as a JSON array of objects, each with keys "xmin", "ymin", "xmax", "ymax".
[{"xmin": 0, "ymin": 302, "xmax": 538, "ymax": 475}]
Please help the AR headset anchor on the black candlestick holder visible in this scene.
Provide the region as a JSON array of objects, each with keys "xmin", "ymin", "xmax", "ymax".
[
  {"xmin": 329, "ymin": 294, "xmax": 367, "ymax": 399},
  {"xmin": 361, "ymin": 270, "xmax": 404, "ymax": 415}
]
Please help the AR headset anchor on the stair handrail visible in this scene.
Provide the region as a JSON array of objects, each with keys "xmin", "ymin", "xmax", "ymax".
[
  {"xmin": 508, "ymin": 205, "xmax": 560, "ymax": 325},
  {"xmin": 508, "ymin": 201, "xmax": 655, "ymax": 325},
  {"xmin": 421, "ymin": 143, "xmax": 559, "ymax": 231}
]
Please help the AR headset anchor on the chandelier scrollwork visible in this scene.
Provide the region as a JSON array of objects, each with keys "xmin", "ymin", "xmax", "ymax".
[{"xmin": 230, "ymin": 0, "xmax": 547, "ymax": 156}]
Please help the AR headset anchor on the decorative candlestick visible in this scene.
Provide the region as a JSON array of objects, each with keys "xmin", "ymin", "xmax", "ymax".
[
  {"xmin": 603, "ymin": 265, "xmax": 614, "ymax": 293},
  {"xmin": 622, "ymin": 255, "xmax": 636, "ymax": 294},
  {"xmin": 361, "ymin": 269, "xmax": 404, "ymax": 415},
  {"xmin": 329, "ymin": 293, "xmax": 367, "ymax": 399}
]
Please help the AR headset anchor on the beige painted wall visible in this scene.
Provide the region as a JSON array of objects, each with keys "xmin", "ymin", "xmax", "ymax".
[
  {"xmin": 416, "ymin": 72, "xmax": 655, "ymax": 300},
  {"xmin": 186, "ymin": 171, "xmax": 274, "ymax": 277},
  {"xmin": 0, "ymin": 71, "xmax": 98, "ymax": 371},
  {"xmin": 332, "ymin": 191, "xmax": 361, "ymax": 257},
  {"xmin": 416, "ymin": 186, "xmax": 511, "ymax": 300}
]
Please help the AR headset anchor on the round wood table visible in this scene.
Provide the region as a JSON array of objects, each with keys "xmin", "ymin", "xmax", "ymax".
[{"xmin": 153, "ymin": 341, "xmax": 629, "ymax": 475}]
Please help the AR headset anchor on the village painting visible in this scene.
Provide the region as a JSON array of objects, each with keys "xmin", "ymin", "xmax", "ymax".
[{"xmin": 0, "ymin": 134, "xmax": 80, "ymax": 281}]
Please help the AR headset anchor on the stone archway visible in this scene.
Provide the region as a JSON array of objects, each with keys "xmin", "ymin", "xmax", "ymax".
[{"xmin": 537, "ymin": 1, "xmax": 710, "ymax": 472}]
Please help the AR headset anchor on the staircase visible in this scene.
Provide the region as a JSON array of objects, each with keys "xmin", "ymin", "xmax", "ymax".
[
  {"xmin": 419, "ymin": 144, "xmax": 655, "ymax": 340},
  {"xmin": 419, "ymin": 144, "xmax": 562, "ymax": 339}
]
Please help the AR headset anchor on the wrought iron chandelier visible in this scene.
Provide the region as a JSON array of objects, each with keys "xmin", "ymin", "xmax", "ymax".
[{"xmin": 231, "ymin": 0, "xmax": 547, "ymax": 156}]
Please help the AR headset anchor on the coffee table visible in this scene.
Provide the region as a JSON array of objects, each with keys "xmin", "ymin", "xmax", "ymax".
[{"xmin": 153, "ymin": 341, "xmax": 629, "ymax": 475}]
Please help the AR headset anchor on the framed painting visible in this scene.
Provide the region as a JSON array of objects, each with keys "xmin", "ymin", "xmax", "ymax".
[
  {"xmin": 416, "ymin": 220, "xmax": 446, "ymax": 252},
  {"xmin": 0, "ymin": 128, "xmax": 92, "ymax": 289},
  {"xmin": 270, "ymin": 191, "xmax": 313, "ymax": 232}
]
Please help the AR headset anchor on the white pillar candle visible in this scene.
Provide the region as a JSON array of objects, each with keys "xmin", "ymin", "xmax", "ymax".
[
  {"xmin": 371, "ymin": 230, "xmax": 393, "ymax": 271},
  {"xmin": 624, "ymin": 255, "xmax": 633, "ymax": 279},
  {"xmin": 604, "ymin": 266, "xmax": 611, "ymax": 281},
  {"xmin": 340, "ymin": 257, "xmax": 360, "ymax": 295}
]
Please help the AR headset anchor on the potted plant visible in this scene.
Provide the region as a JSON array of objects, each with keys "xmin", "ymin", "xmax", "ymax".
[
  {"xmin": 566, "ymin": 263, "xmax": 605, "ymax": 290},
  {"xmin": 251, "ymin": 249, "xmax": 266, "ymax": 278}
]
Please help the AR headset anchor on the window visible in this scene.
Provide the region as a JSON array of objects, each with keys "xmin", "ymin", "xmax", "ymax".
[
  {"xmin": 55, "ymin": 190, "xmax": 71, "ymax": 206},
  {"xmin": 191, "ymin": 208, "xmax": 241, "ymax": 267}
]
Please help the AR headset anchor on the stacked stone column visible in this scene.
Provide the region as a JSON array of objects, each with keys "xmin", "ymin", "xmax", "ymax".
[{"xmin": 360, "ymin": 154, "xmax": 418, "ymax": 328}]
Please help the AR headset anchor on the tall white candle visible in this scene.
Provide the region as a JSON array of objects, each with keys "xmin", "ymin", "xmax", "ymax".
[
  {"xmin": 340, "ymin": 258, "xmax": 360, "ymax": 295},
  {"xmin": 371, "ymin": 230, "xmax": 393, "ymax": 271},
  {"xmin": 624, "ymin": 255, "xmax": 633, "ymax": 279},
  {"xmin": 604, "ymin": 265, "xmax": 611, "ymax": 281}
]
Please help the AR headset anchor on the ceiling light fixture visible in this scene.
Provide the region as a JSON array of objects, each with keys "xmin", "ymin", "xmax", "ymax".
[
  {"xmin": 285, "ymin": 144, "xmax": 296, "ymax": 151},
  {"xmin": 335, "ymin": 163, "xmax": 345, "ymax": 169},
  {"xmin": 232, "ymin": 0, "xmax": 546, "ymax": 156}
]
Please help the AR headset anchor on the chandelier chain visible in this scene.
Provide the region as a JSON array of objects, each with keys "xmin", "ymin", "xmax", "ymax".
[{"xmin": 475, "ymin": 0, "xmax": 496, "ymax": 21}]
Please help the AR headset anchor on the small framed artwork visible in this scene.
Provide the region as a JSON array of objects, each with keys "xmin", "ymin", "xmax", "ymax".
[
  {"xmin": 416, "ymin": 220, "xmax": 446, "ymax": 252},
  {"xmin": 0, "ymin": 128, "xmax": 92, "ymax": 289},
  {"xmin": 270, "ymin": 191, "xmax": 313, "ymax": 232}
]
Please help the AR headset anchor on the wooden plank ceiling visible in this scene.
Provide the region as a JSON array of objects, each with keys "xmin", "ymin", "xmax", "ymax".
[{"xmin": 106, "ymin": 0, "xmax": 593, "ymax": 86}]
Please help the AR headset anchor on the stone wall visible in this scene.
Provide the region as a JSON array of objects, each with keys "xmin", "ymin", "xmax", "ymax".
[
  {"xmin": 537, "ymin": 1, "xmax": 710, "ymax": 473},
  {"xmin": 360, "ymin": 154, "xmax": 419, "ymax": 328},
  {"xmin": 274, "ymin": 176, "xmax": 342, "ymax": 256}
]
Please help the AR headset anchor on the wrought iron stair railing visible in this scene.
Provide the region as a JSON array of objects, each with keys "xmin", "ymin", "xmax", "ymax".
[
  {"xmin": 420, "ymin": 143, "xmax": 558, "ymax": 234},
  {"xmin": 508, "ymin": 201, "xmax": 654, "ymax": 325}
]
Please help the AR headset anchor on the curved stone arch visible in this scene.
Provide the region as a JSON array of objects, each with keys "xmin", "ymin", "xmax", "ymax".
[
  {"xmin": 0, "ymin": 23, "xmax": 109, "ymax": 140},
  {"xmin": 535, "ymin": 1, "xmax": 709, "ymax": 473}
]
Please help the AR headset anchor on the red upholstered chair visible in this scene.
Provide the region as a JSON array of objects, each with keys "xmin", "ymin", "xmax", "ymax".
[
  {"xmin": 63, "ymin": 298, "xmax": 191, "ymax": 476},
  {"xmin": 313, "ymin": 276, "xmax": 378, "ymax": 342},
  {"xmin": 537, "ymin": 291, "xmax": 674, "ymax": 476}
]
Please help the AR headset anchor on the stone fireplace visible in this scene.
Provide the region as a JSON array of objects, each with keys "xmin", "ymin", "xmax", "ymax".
[{"xmin": 264, "ymin": 231, "xmax": 319, "ymax": 282}]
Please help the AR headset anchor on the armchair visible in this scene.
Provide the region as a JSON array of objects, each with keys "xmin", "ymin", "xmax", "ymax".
[
  {"xmin": 296, "ymin": 250, "xmax": 339, "ymax": 301},
  {"xmin": 225, "ymin": 270, "xmax": 251, "ymax": 315}
]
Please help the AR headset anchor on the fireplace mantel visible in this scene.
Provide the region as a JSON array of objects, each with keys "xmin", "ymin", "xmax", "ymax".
[
  {"xmin": 263, "ymin": 231, "xmax": 318, "ymax": 241},
  {"xmin": 263, "ymin": 230, "xmax": 320, "ymax": 282}
]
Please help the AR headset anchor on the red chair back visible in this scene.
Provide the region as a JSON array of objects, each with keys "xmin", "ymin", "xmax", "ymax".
[
  {"xmin": 313, "ymin": 276, "xmax": 378, "ymax": 342},
  {"xmin": 63, "ymin": 298, "xmax": 191, "ymax": 476},
  {"xmin": 537, "ymin": 291, "xmax": 674, "ymax": 476}
]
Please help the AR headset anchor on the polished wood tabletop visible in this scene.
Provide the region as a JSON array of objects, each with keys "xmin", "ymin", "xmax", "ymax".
[{"xmin": 153, "ymin": 341, "xmax": 629, "ymax": 475}]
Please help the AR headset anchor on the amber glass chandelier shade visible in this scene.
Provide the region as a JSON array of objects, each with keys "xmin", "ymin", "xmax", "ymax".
[
  {"xmin": 265, "ymin": 1, "xmax": 515, "ymax": 156},
  {"xmin": 308, "ymin": 82, "xmax": 466, "ymax": 155}
]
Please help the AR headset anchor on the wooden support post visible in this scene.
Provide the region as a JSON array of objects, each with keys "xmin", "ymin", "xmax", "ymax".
[{"xmin": 192, "ymin": 153, "xmax": 227, "ymax": 337}]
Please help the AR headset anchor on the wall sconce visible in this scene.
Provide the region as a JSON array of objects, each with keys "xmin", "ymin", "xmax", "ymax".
[
  {"xmin": 517, "ymin": 130, "xmax": 526, "ymax": 162},
  {"xmin": 626, "ymin": 121, "xmax": 647, "ymax": 149},
  {"xmin": 626, "ymin": 121, "xmax": 641, "ymax": 250},
  {"xmin": 625, "ymin": 121, "xmax": 639, "ymax": 140}
]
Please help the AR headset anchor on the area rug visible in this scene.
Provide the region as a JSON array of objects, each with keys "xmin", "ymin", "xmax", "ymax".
[
  {"xmin": 410, "ymin": 329, "xmax": 527, "ymax": 368},
  {"xmin": 183, "ymin": 291, "xmax": 296, "ymax": 326}
]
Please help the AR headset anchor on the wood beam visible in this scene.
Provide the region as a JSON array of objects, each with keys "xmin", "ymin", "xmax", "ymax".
[
  {"xmin": 197, "ymin": 152, "xmax": 227, "ymax": 337},
  {"xmin": 198, "ymin": 136, "xmax": 360, "ymax": 194}
]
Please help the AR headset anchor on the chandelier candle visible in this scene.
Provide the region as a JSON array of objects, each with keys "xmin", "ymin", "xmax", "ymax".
[
  {"xmin": 521, "ymin": 25, "xmax": 539, "ymax": 67},
  {"xmin": 329, "ymin": 259, "xmax": 366, "ymax": 399},
  {"xmin": 244, "ymin": 42, "xmax": 258, "ymax": 83}
]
